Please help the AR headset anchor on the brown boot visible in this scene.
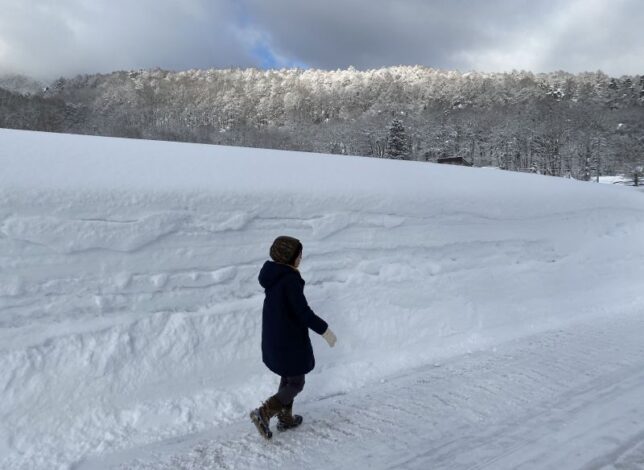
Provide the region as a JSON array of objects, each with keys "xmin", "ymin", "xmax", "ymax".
[
  {"xmin": 276, "ymin": 401, "xmax": 303, "ymax": 431},
  {"xmin": 250, "ymin": 395, "xmax": 282, "ymax": 439}
]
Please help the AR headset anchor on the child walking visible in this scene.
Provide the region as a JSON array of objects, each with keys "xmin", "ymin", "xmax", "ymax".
[{"xmin": 250, "ymin": 236, "xmax": 337, "ymax": 439}]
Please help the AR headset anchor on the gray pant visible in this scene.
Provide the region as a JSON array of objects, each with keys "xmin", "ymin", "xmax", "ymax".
[{"xmin": 275, "ymin": 375, "xmax": 305, "ymax": 406}]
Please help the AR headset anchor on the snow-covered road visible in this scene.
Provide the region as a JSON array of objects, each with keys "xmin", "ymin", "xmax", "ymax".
[{"xmin": 80, "ymin": 308, "xmax": 644, "ymax": 470}]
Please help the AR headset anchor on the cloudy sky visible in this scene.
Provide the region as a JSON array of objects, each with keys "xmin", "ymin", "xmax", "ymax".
[{"xmin": 0, "ymin": 0, "xmax": 642, "ymax": 80}]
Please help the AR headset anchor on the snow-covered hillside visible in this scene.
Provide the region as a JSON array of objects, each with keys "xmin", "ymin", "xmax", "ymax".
[{"xmin": 1, "ymin": 129, "xmax": 643, "ymax": 470}]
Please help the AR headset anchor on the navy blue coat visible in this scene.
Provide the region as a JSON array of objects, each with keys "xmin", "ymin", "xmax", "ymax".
[{"xmin": 258, "ymin": 261, "xmax": 328, "ymax": 377}]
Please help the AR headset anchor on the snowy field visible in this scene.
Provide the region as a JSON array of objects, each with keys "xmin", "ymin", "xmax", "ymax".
[
  {"xmin": 598, "ymin": 175, "xmax": 644, "ymax": 194},
  {"xmin": 1, "ymin": 129, "xmax": 644, "ymax": 470}
]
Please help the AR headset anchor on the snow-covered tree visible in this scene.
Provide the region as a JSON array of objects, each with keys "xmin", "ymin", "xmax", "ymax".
[{"xmin": 386, "ymin": 119, "xmax": 410, "ymax": 160}]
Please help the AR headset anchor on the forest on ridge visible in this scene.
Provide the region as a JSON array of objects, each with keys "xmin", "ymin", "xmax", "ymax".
[{"xmin": 1, "ymin": 66, "xmax": 643, "ymax": 178}]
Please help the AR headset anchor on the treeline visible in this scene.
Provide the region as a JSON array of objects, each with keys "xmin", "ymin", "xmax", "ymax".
[
  {"xmin": 0, "ymin": 88, "xmax": 72, "ymax": 132},
  {"xmin": 1, "ymin": 66, "xmax": 643, "ymax": 177}
]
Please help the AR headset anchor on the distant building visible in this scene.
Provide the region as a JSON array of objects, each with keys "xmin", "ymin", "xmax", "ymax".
[{"xmin": 437, "ymin": 156, "xmax": 473, "ymax": 167}]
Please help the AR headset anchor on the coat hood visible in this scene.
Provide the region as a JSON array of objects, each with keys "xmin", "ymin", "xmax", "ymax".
[{"xmin": 258, "ymin": 260, "xmax": 298, "ymax": 289}]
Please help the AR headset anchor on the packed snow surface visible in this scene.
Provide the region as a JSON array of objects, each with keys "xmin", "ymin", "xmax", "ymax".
[{"xmin": 0, "ymin": 129, "xmax": 643, "ymax": 469}]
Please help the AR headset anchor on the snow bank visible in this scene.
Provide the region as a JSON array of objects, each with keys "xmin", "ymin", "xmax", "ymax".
[{"xmin": 1, "ymin": 129, "xmax": 643, "ymax": 469}]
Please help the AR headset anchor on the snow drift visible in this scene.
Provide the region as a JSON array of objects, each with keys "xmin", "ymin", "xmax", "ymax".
[{"xmin": 0, "ymin": 129, "xmax": 643, "ymax": 470}]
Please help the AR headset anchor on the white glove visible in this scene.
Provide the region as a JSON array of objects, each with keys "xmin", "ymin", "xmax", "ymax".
[{"xmin": 322, "ymin": 328, "xmax": 337, "ymax": 348}]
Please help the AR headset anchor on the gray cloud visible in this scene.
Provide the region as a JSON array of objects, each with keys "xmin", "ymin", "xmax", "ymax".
[
  {"xmin": 0, "ymin": 0, "xmax": 642, "ymax": 80},
  {"xmin": 0, "ymin": 0, "xmax": 255, "ymax": 80},
  {"xmin": 243, "ymin": 0, "xmax": 644, "ymax": 75}
]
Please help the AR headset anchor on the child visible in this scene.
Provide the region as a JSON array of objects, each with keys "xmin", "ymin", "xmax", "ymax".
[{"xmin": 250, "ymin": 236, "xmax": 337, "ymax": 439}]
